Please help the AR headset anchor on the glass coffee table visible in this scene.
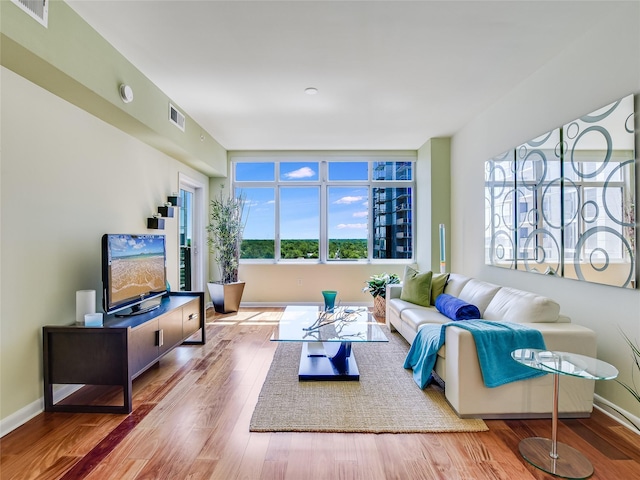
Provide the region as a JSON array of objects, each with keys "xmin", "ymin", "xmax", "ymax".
[
  {"xmin": 271, "ymin": 305, "xmax": 388, "ymax": 381},
  {"xmin": 511, "ymin": 349, "xmax": 618, "ymax": 479}
]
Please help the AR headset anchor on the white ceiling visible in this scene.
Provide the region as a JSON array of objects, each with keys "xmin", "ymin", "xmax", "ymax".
[{"xmin": 66, "ymin": 1, "xmax": 622, "ymax": 151}]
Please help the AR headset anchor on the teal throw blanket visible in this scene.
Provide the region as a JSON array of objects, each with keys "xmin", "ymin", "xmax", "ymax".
[{"xmin": 403, "ymin": 320, "xmax": 547, "ymax": 389}]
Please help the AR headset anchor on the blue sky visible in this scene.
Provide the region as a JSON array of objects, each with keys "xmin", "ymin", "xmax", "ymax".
[
  {"xmin": 108, "ymin": 234, "xmax": 165, "ymax": 258},
  {"xmin": 236, "ymin": 162, "xmax": 369, "ymax": 240}
]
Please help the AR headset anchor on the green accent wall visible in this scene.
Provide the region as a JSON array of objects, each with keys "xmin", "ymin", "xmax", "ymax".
[
  {"xmin": 0, "ymin": 0, "xmax": 226, "ymax": 176},
  {"xmin": 417, "ymin": 137, "xmax": 451, "ymax": 272}
]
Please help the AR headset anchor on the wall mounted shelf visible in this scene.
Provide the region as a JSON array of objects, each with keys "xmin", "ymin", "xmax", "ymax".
[
  {"xmin": 147, "ymin": 215, "xmax": 165, "ymax": 230},
  {"xmin": 157, "ymin": 205, "xmax": 174, "ymax": 217},
  {"xmin": 147, "ymin": 194, "xmax": 181, "ymax": 229}
]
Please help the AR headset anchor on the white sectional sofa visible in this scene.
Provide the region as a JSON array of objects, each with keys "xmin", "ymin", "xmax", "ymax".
[{"xmin": 387, "ymin": 273, "xmax": 597, "ymax": 419}]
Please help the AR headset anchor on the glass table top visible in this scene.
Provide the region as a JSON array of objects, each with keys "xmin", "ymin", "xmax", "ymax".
[
  {"xmin": 271, "ymin": 305, "xmax": 388, "ymax": 343},
  {"xmin": 511, "ymin": 349, "xmax": 618, "ymax": 381}
]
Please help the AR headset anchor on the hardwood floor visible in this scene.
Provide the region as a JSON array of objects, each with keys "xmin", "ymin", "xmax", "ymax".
[{"xmin": 1, "ymin": 307, "xmax": 639, "ymax": 479}]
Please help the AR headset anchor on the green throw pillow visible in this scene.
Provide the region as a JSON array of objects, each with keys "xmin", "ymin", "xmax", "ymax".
[
  {"xmin": 430, "ymin": 272, "xmax": 450, "ymax": 305},
  {"xmin": 400, "ymin": 266, "xmax": 432, "ymax": 307}
]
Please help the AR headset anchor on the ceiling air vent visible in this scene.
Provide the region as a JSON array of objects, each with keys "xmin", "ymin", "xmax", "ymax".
[
  {"xmin": 169, "ymin": 103, "xmax": 186, "ymax": 132},
  {"xmin": 12, "ymin": 0, "xmax": 48, "ymax": 27}
]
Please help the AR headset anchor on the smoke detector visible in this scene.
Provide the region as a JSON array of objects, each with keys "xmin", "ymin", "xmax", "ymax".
[{"xmin": 119, "ymin": 84, "xmax": 134, "ymax": 103}]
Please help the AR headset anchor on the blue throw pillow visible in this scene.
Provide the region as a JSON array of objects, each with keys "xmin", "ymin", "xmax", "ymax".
[{"xmin": 435, "ymin": 293, "xmax": 481, "ymax": 321}]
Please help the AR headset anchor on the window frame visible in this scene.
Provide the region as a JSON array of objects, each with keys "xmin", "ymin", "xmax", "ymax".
[{"xmin": 231, "ymin": 152, "xmax": 416, "ymax": 264}]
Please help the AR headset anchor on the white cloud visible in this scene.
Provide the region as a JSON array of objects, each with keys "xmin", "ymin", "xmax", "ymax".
[
  {"xmin": 337, "ymin": 223, "xmax": 367, "ymax": 230},
  {"xmin": 284, "ymin": 167, "xmax": 315, "ymax": 179},
  {"xmin": 129, "ymin": 238, "xmax": 145, "ymax": 249},
  {"xmin": 334, "ymin": 196, "xmax": 364, "ymax": 205},
  {"xmin": 352, "ymin": 211, "xmax": 368, "ymax": 218}
]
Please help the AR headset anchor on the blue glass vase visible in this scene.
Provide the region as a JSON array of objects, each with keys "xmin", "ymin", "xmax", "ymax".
[{"xmin": 322, "ymin": 290, "xmax": 338, "ymax": 312}]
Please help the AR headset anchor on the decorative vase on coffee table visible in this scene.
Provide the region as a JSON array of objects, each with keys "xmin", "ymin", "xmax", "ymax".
[{"xmin": 322, "ymin": 290, "xmax": 337, "ymax": 312}]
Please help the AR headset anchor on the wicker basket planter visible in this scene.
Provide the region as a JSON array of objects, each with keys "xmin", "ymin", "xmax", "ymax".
[{"xmin": 373, "ymin": 295, "xmax": 386, "ymax": 321}]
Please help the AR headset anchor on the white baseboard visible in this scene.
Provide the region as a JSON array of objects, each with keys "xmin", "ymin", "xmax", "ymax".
[
  {"xmin": 0, "ymin": 398, "xmax": 43, "ymax": 438},
  {"xmin": 0, "ymin": 385, "xmax": 82, "ymax": 438},
  {"xmin": 594, "ymin": 393, "xmax": 640, "ymax": 435}
]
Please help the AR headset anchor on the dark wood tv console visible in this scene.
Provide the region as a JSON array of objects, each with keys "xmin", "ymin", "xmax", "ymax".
[{"xmin": 43, "ymin": 292, "xmax": 205, "ymax": 414}]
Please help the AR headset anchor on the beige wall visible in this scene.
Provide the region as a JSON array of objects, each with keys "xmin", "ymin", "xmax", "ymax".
[
  {"xmin": 239, "ymin": 263, "xmax": 409, "ymax": 305},
  {"xmin": 450, "ymin": 3, "xmax": 640, "ymax": 417},
  {"xmin": 0, "ymin": 67, "xmax": 210, "ymax": 425}
]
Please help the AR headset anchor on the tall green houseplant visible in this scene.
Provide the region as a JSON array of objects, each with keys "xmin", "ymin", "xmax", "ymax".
[
  {"xmin": 206, "ymin": 190, "xmax": 246, "ymax": 313},
  {"xmin": 207, "ymin": 190, "xmax": 245, "ymax": 284}
]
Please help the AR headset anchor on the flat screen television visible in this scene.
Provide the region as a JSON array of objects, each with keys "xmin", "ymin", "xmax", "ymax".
[{"xmin": 102, "ymin": 234, "xmax": 167, "ymax": 316}]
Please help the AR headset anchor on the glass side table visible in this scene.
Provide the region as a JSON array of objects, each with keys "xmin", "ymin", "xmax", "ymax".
[{"xmin": 511, "ymin": 349, "xmax": 618, "ymax": 479}]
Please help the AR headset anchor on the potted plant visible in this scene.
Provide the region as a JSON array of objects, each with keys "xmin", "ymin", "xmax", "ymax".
[
  {"xmin": 613, "ymin": 330, "xmax": 640, "ymax": 431},
  {"xmin": 363, "ymin": 272, "xmax": 400, "ymax": 320},
  {"xmin": 206, "ymin": 189, "xmax": 246, "ymax": 313}
]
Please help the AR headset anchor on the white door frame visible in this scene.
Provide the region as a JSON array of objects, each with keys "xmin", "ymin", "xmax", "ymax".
[{"xmin": 178, "ymin": 173, "xmax": 206, "ymax": 292}]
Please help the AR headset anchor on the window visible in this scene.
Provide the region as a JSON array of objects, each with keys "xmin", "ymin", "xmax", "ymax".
[
  {"xmin": 178, "ymin": 187, "xmax": 194, "ymax": 290},
  {"xmin": 232, "ymin": 154, "xmax": 415, "ymax": 262},
  {"xmin": 281, "ymin": 187, "xmax": 320, "ymax": 259},
  {"xmin": 240, "ymin": 187, "xmax": 275, "ymax": 259},
  {"xmin": 178, "ymin": 173, "xmax": 206, "ymax": 293},
  {"xmin": 328, "ymin": 186, "xmax": 368, "ymax": 260}
]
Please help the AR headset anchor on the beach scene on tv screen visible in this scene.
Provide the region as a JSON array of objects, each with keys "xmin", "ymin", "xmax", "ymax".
[{"xmin": 108, "ymin": 235, "xmax": 165, "ymax": 303}]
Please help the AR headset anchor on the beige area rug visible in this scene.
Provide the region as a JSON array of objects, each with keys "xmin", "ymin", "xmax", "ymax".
[{"xmin": 250, "ymin": 330, "xmax": 488, "ymax": 433}]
